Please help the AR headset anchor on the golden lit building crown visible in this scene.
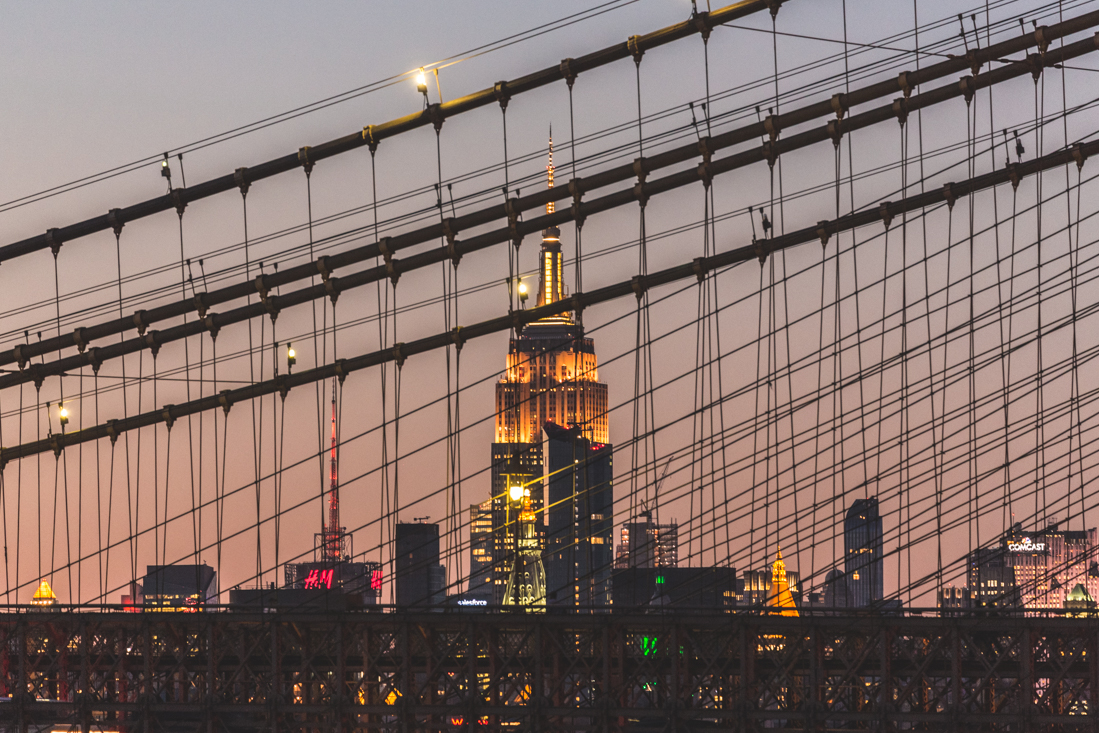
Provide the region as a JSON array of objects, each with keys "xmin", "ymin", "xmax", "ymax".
[{"xmin": 493, "ymin": 132, "xmax": 608, "ymax": 445}]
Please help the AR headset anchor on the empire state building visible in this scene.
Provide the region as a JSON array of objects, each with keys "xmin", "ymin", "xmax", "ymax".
[{"xmin": 468, "ymin": 136, "xmax": 609, "ymax": 605}]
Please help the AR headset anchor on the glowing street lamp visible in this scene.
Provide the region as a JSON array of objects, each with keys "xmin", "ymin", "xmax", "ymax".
[
  {"xmin": 517, "ymin": 280, "xmax": 528, "ymax": 305},
  {"xmin": 415, "ymin": 69, "xmax": 428, "ymax": 99},
  {"xmin": 57, "ymin": 402, "xmax": 69, "ymax": 428},
  {"xmin": 287, "ymin": 343, "xmax": 297, "ymax": 371}
]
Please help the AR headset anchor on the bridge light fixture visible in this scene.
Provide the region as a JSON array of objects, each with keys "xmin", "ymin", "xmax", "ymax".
[
  {"xmin": 508, "ymin": 484, "xmax": 524, "ymax": 502},
  {"xmin": 287, "ymin": 344, "xmax": 297, "ymax": 370},
  {"xmin": 415, "ymin": 69, "xmax": 428, "ymax": 98},
  {"xmin": 58, "ymin": 402, "xmax": 69, "ymax": 427},
  {"xmin": 161, "ymin": 154, "xmax": 171, "ymax": 180},
  {"xmin": 517, "ymin": 280, "xmax": 528, "ymax": 304}
]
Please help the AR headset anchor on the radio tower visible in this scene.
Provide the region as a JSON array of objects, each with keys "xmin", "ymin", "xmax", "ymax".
[{"xmin": 324, "ymin": 378, "xmax": 342, "ymax": 562}]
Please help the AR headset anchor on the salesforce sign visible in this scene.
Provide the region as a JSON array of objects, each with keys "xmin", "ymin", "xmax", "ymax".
[{"xmin": 1007, "ymin": 537, "xmax": 1047, "ymax": 553}]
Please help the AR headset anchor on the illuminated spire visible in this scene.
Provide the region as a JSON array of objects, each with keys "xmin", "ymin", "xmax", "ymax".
[
  {"xmin": 32, "ymin": 580, "xmax": 57, "ymax": 606},
  {"xmin": 324, "ymin": 378, "xmax": 342, "ymax": 562},
  {"xmin": 546, "ymin": 126, "xmax": 555, "ymax": 215},
  {"xmin": 769, "ymin": 547, "xmax": 799, "ymax": 617}
]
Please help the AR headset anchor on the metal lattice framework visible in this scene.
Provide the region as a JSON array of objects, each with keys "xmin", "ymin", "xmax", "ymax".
[{"xmin": 0, "ymin": 612, "xmax": 1095, "ymax": 732}]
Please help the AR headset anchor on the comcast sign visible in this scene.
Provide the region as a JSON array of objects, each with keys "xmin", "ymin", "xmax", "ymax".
[{"xmin": 1007, "ymin": 537, "xmax": 1046, "ymax": 553}]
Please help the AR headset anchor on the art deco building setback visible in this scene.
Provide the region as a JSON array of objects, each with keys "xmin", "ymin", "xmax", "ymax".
[{"xmin": 475, "ymin": 134, "xmax": 610, "ymax": 609}]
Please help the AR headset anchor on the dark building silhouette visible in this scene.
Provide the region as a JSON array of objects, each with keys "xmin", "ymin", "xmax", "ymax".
[
  {"xmin": 396, "ymin": 522, "xmax": 446, "ymax": 608},
  {"xmin": 544, "ymin": 422, "xmax": 613, "ymax": 609},
  {"xmin": 612, "ymin": 567, "xmax": 737, "ymax": 610},
  {"xmin": 138, "ymin": 564, "xmax": 217, "ymax": 610},
  {"xmin": 844, "ymin": 498, "xmax": 884, "ymax": 607}
]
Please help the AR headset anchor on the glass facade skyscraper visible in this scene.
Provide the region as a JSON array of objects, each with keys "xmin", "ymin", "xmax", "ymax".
[{"xmin": 844, "ymin": 497, "xmax": 884, "ymax": 607}]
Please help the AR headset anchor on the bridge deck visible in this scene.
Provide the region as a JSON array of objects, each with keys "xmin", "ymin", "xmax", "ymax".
[{"xmin": 0, "ymin": 612, "xmax": 1094, "ymax": 731}]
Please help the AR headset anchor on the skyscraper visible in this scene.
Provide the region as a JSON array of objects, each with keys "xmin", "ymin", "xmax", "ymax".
[
  {"xmin": 396, "ymin": 522, "xmax": 446, "ymax": 609},
  {"xmin": 544, "ymin": 421, "xmax": 613, "ymax": 609},
  {"xmin": 844, "ymin": 497, "xmax": 884, "ymax": 607},
  {"xmin": 477, "ymin": 134, "xmax": 609, "ymax": 604},
  {"xmin": 615, "ymin": 512, "xmax": 678, "ymax": 569}
]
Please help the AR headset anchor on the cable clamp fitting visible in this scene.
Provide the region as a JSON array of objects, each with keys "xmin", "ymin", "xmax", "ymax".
[
  {"xmin": 942, "ymin": 182, "xmax": 957, "ymax": 208},
  {"xmin": 325, "ymin": 276, "xmax": 341, "ymax": 305},
  {"xmin": 830, "ymin": 93, "xmax": 848, "ymax": 120},
  {"xmin": 133, "ymin": 310, "xmax": 149, "ymax": 336},
  {"xmin": 879, "ymin": 201, "xmax": 893, "ymax": 229},
  {"xmin": 234, "ymin": 167, "xmax": 251, "ymax": 197},
  {"xmin": 569, "ymin": 178, "xmax": 585, "ymax": 228},
  {"xmin": 897, "ymin": 70, "xmax": 914, "ymax": 99},
  {"xmin": 386, "ymin": 257, "xmax": 401, "ymax": 286},
  {"xmin": 263, "ymin": 295, "xmax": 281, "ymax": 322},
  {"xmin": 451, "ymin": 326, "xmax": 465, "ymax": 351},
  {"xmin": 30, "ymin": 364, "xmax": 45, "ymax": 391},
  {"xmin": 203, "ymin": 314, "xmax": 220, "ymax": 341},
  {"xmin": 559, "ymin": 59, "xmax": 577, "ymax": 89},
  {"xmin": 763, "ymin": 114, "xmax": 781, "ymax": 142},
  {"xmin": 362, "ymin": 125, "xmax": 379, "ymax": 153},
  {"xmin": 826, "ymin": 119, "xmax": 843, "ymax": 148},
  {"xmin": 692, "ymin": 257, "xmax": 708, "ymax": 283},
  {"xmin": 275, "ymin": 374, "xmax": 290, "ymax": 400},
  {"xmin": 1006, "ymin": 163, "xmax": 1021, "ymax": 191},
  {"xmin": 511, "ymin": 310, "xmax": 526, "ymax": 337},
  {"xmin": 891, "ymin": 98, "xmax": 909, "ymax": 127},
  {"xmin": 144, "ymin": 331, "xmax": 161, "ymax": 358},
  {"xmin": 630, "ymin": 275, "xmax": 648, "ymax": 301},
  {"xmin": 72, "ymin": 327, "xmax": 89, "ymax": 354},
  {"xmin": 493, "ymin": 80, "xmax": 512, "ymax": 109},
  {"xmin": 392, "ymin": 343, "xmax": 407, "ymax": 369},
  {"xmin": 690, "ymin": 10, "xmax": 712, "ymax": 42},
  {"xmin": 254, "ymin": 273, "xmax": 270, "ymax": 300},
  {"xmin": 87, "ymin": 347, "xmax": 103, "ymax": 374},
  {"xmin": 697, "ymin": 136, "xmax": 713, "ymax": 166},
  {"xmin": 505, "ymin": 197, "xmax": 524, "ymax": 247},
  {"xmin": 632, "ymin": 156, "xmax": 650, "ymax": 184},
  {"xmin": 762, "ymin": 139, "xmax": 780, "ymax": 168},
  {"xmin": 315, "ymin": 255, "xmax": 333, "ymax": 281},
  {"xmin": 161, "ymin": 405, "xmax": 176, "ymax": 431},
  {"xmin": 426, "ymin": 103, "xmax": 445, "ymax": 133},
  {"xmin": 298, "ymin": 146, "xmax": 314, "ymax": 176},
  {"xmin": 1033, "ymin": 25, "xmax": 1051, "ymax": 55},
  {"xmin": 171, "ymin": 188, "xmax": 188, "ymax": 217},
  {"xmin": 816, "ymin": 221, "xmax": 831, "ymax": 248},
  {"xmin": 105, "ymin": 419, "xmax": 120, "ymax": 444},
  {"xmin": 442, "ymin": 218, "xmax": 461, "ymax": 265},
  {"xmin": 13, "ymin": 344, "xmax": 28, "ymax": 371},
  {"xmin": 753, "ymin": 238, "xmax": 768, "ymax": 266},
  {"xmin": 377, "ymin": 236, "xmax": 394, "ymax": 264},
  {"xmin": 697, "ymin": 160, "xmax": 714, "ymax": 189},
  {"xmin": 964, "ymin": 48, "xmax": 983, "ymax": 77},
  {"xmin": 571, "ymin": 294, "xmax": 586, "ymax": 318},
  {"xmin": 1072, "ymin": 143, "xmax": 1088, "ymax": 170},
  {"xmin": 334, "ymin": 358, "xmax": 348, "ymax": 385},
  {"xmin": 107, "ymin": 208, "xmax": 125, "ymax": 237},
  {"xmin": 765, "ymin": 0, "xmax": 782, "ymax": 19},
  {"xmin": 1025, "ymin": 54, "xmax": 1044, "ymax": 82},
  {"xmin": 218, "ymin": 390, "xmax": 233, "ymax": 415},
  {"xmin": 46, "ymin": 228, "xmax": 62, "ymax": 257},
  {"xmin": 50, "ymin": 433, "xmax": 63, "ymax": 458},
  {"xmin": 632, "ymin": 182, "xmax": 649, "ymax": 209},
  {"xmin": 627, "ymin": 35, "xmax": 644, "ymax": 65},
  {"xmin": 958, "ymin": 75, "xmax": 976, "ymax": 104},
  {"xmin": 193, "ymin": 293, "xmax": 209, "ymax": 319}
]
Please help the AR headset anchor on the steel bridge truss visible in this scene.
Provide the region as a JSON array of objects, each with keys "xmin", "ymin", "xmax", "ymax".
[{"xmin": 0, "ymin": 612, "xmax": 1095, "ymax": 732}]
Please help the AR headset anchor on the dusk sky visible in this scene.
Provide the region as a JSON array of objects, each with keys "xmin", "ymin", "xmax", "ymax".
[{"xmin": 3, "ymin": 0, "xmax": 1097, "ymax": 607}]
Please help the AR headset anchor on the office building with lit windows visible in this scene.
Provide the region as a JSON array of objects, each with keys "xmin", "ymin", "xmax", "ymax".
[
  {"xmin": 544, "ymin": 421, "xmax": 613, "ymax": 609},
  {"xmin": 615, "ymin": 512, "xmax": 679, "ymax": 570},
  {"xmin": 844, "ymin": 498, "xmax": 884, "ymax": 607}
]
